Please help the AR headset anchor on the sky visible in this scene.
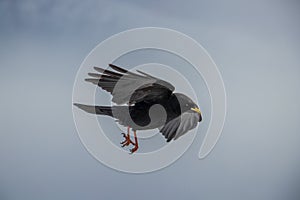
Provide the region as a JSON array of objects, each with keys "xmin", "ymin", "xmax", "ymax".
[{"xmin": 0, "ymin": 0, "xmax": 300, "ymax": 200}]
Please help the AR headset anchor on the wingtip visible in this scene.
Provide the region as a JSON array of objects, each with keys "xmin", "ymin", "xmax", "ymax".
[
  {"xmin": 93, "ymin": 66, "xmax": 106, "ymax": 73},
  {"xmin": 89, "ymin": 72, "xmax": 105, "ymax": 78},
  {"xmin": 85, "ymin": 78, "xmax": 99, "ymax": 84},
  {"xmin": 109, "ymin": 64, "xmax": 128, "ymax": 73}
]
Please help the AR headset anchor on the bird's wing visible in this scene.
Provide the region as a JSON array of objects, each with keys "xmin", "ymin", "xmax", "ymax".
[
  {"xmin": 85, "ymin": 64, "xmax": 175, "ymax": 105},
  {"xmin": 160, "ymin": 111, "xmax": 200, "ymax": 142}
]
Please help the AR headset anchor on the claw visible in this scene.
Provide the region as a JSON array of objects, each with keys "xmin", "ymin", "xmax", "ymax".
[
  {"xmin": 120, "ymin": 127, "xmax": 139, "ymax": 154},
  {"xmin": 120, "ymin": 133, "xmax": 133, "ymax": 147},
  {"xmin": 130, "ymin": 144, "xmax": 139, "ymax": 154}
]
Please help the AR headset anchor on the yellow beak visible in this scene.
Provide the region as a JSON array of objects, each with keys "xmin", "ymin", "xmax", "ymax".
[{"xmin": 191, "ymin": 107, "xmax": 201, "ymax": 115}]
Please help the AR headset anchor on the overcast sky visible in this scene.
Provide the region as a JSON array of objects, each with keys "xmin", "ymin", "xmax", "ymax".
[{"xmin": 0, "ymin": 0, "xmax": 300, "ymax": 200}]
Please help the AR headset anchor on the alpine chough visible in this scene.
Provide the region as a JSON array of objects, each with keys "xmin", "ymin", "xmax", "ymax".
[{"xmin": 74, "ymin": 64, "xmax": 202, "ymax": 153}]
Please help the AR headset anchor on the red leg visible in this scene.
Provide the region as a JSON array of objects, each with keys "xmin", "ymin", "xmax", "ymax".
[
  {"xmin": 120, "ymin": 126, "xmax": 135, "ymax": 147},
  {"xmin": 127, "ymin": 126, "xmax": 130, "ymax": 135},
  {"xmin": 130, "ymin": 130, "xmax": 139, "ymax": 154}
]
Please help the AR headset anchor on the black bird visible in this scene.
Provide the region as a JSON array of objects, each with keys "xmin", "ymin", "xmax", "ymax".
[{"xmin": 74, "ymin": 64, "xmax": 202, "ymax": 153}]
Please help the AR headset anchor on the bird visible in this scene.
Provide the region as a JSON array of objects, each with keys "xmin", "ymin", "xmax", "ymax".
[{"xmin": 74, "ymin": 64, "xmax": 202, "ymax": 153}]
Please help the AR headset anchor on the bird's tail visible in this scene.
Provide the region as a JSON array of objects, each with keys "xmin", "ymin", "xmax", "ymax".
[{"xmin": 73, "ymin": 103, "xmax": 113, "ymax": 117}]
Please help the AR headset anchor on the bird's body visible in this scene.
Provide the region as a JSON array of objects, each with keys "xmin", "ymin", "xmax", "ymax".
[{"xmin": 74, "ymin": 64, "xmax": 202, "ymax": 153}]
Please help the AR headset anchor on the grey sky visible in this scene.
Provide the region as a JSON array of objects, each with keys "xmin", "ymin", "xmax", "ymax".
[{"xmin": 0, "ymin": 0, "xmax": 300, "ymax": 200}]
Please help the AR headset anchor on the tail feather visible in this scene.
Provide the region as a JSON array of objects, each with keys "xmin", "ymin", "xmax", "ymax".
[{"xmin": 73, "ymin": 103, "xmax": 113, "ymax": 116}]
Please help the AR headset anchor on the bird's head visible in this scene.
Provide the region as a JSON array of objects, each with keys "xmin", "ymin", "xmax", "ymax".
[{"xmin": 173, "ymin": 93, "xmax": 202, "ymax": 122}]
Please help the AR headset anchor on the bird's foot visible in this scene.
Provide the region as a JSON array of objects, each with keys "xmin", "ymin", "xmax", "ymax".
[
  {"xmin": 130, "ymin": 143, "xmax": 139, "ymax": 154},
  {"xmin": 120, "ymin": 133, "xmax": 135, "ymax": 147},
  {"xmin": 120, "ymin": 128, "xmax": 139, "ymax": 154}
]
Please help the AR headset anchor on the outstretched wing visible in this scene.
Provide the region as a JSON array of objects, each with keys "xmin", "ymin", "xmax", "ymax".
[
  {"xmin": 85, "ymin": 64, "xmax": 175, "ymax": 105},
  {"xmin": 160, "ymin": 111, "xmax": 200, "ymax": 142}
]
